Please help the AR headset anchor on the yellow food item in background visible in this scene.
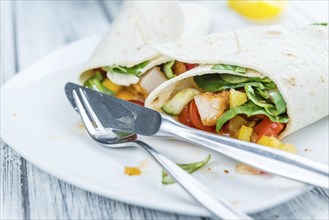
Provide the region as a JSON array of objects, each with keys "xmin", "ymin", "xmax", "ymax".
[{"xmin": 228, "ymin": 0, "xmax": 287, "ymax": 20}]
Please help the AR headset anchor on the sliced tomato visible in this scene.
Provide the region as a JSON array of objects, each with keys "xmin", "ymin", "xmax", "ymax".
[
  {"xmin": 254, "ymin": 117, "xmax": 285, "ymax": 138},
  {"xmin": 185, "ymin": 63, "xmax": 198, "ymax": 71},
  {"xmin": 127, "ymin": 100, "xmax": 144, "ymax": 106},
  {"xmin": 178, "ymin": 104, "xmax": 194, "ymax": 127},
  {"xmin": 189, "ymin": 100, "xmax": 216, "ymax": 133}
]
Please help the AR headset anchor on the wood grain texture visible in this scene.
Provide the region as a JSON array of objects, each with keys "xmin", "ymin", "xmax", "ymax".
[
  {"xmin": 1, "ymin": 1, "xmax": 328, "ymax": 219},
  {"xmin": 0, "ymin": 1, "xmax": 24, "ymax": 219}
]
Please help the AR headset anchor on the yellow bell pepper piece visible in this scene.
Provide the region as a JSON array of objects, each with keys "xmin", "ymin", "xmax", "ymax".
[
  {"xmin": 102, "ymin": 78, "xmax": 122, "ymax": 93},
  {"xmin": 230, "ymin": 89, "xmax": 248, "ymax": 108},
  {"xmin": 280, "ymin": 143, "xmax": 297, "ymax": 154},
  {"xmin": 228, "ymin": 0, "xmax": 287, "ymax": 20},
  {"xmin": 257, "ymin": 136, "xmax": 297, "ymax": 153},
  {"xmin": 115, "ymin": 90, "xmax": 138, "ymax": 101},
  {"xmin": 257, "ymin": 136, "xmax": 282, "ymax": 148},
  {"xmin": 238, "ymin": 125, "xmax": 253, "ymax": 142}
]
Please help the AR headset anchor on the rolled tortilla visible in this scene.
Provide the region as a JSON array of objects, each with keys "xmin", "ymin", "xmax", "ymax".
[
  {"xmin": 80, "ymin": 1, "xmax": 212, "ymax": 88},
  {"xmin": 145, "ymin": 25, "xmax": 328, "ymax": 138}
]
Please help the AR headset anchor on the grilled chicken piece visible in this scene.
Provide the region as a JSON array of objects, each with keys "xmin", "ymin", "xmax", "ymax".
[
  {"xmin": 194, "ymin": 91, "xmax": 229, "ymax": 126},
  {"xmin": 139, "ymin": 67, "xmax": 167, "ymax": 95},
  {"xmin": 172, "ymin": 61, "xmax": 187, "ymax": 75}
]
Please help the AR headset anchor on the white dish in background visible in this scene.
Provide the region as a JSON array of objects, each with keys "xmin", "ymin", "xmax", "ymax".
[{"xmin": 1, "ymin": 35, "xmax": 328, "ymax": 216}]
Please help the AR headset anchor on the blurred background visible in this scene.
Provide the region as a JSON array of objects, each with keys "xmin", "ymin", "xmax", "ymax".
[{"xmin": 1, "ymin": 0, "xmax": 328, "ymax": 83}]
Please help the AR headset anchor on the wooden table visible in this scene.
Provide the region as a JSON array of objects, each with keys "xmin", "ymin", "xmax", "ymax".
[{"xmin": 1, "ymin": 1, "xmax": 328, "ymax": 219}]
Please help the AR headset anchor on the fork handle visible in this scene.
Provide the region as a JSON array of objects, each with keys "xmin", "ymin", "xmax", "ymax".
[
  {"xmin": 133, "ymin": 140, "xmax": 252, "ymax": 220},
  {"xmin": 157, "ymin": 115, "xmax": 329, "ymax": 189}
]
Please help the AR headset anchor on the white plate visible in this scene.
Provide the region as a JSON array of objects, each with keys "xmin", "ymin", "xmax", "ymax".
[{"xmin": 1, "ymin": 35, "xmax": 328, "ymax": 216}]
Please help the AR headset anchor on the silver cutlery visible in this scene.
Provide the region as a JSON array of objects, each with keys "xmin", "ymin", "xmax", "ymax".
[
  {"xmin": 71, "ymin": 87, "xmax": 252, "ymax": 220},
  {"xmin": 65, "ymin": 83, "xmax": 329, "ymax": 189}
]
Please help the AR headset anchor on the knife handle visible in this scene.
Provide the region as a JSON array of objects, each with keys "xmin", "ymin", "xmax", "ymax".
[
  {"xmin": 133, "ymin": 140, "xmax": 252, "ymax": 219},
  {"xmin": 157, "ymin": 115, "xmax": 329, "ymax": 189}
]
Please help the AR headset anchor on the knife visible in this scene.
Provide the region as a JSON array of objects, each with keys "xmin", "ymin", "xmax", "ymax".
[{"xmin": 65, "ymin": 82, "xmax": 329, "ymax": 189}]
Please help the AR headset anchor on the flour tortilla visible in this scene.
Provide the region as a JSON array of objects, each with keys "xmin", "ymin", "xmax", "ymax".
[
  {"xmin": 80, "ymin": 1, "xmax": 212, "ymax": 84},
  {"xmin": 145, "ymin": 25, "xmax": 328, "ymax": 138}
]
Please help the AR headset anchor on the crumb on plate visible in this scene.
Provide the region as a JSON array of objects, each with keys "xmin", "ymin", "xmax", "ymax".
[{"xmin": 124, "ymin": 167, "xmax": 142, "ymax": 176}]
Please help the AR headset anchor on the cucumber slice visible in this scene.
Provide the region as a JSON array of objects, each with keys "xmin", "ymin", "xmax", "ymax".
[
  {"xmin": 161, "ymin": 88, "xmax": 200, "ymax": 115},
  {"xmin": 162, "ymin": 60, "xmax": 175, "ymax": 79}
]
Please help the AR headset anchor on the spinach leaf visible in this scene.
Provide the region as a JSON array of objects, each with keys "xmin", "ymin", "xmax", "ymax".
[
  {"xmin": 194, "ymin": 74, "xmax": 270, "ymax": 92},
  {"xmin": 268, "ymin": 89, "xmax": 287, "ymax": 115},
  {"xmin": 312, "ymin": 23, "xmax": 327, "ymax": 26},
  {"xmin": 245, "ymin": 85, "xmax": 274, "ymax": 108},
  {"xmin": 256, "ymin": 87, "xmax": 270, "ymax": 99},
  {"xmin": 102, "ymin": 60, "xmax": 150, "ymax": 77},
  {"xmin": 162, "ymin": 155, "xmax": 211, "ymax": 184},
  {"xmin": 216, "ymin": 101, "xmax": 289, "ymax": 132},
  {"xmin": 245, "ymin": 85, "xmax": 287, "ymax": 116}
]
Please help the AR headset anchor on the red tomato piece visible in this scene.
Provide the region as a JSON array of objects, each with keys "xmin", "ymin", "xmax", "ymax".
[
  {"xmin": 189, "ymin": 100, "xmax": 216, "ymax": 133},
  {"xmin": 219, "ymin": 122, "xmax": 230, "ymax": 136},
  {"xmin": 254, "ymin": 117, "xmax": 285, "ymax": 138},
  {"xmin": 127, "ymin": 100, "xmax": 144, "ymax": 106},
  {"xmin": 178, "ymin": 104, "xmax": 194, "ymax": 127},
  {"xmin": 185, "ymin": 63, "xmax": 198, "ymax": 71}
]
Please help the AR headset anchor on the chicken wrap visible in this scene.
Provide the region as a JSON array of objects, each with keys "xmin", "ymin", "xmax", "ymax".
[
  {"xmin": 80, "ymin": 1, "xmax": 211, "ymax": 103},
  {"xmin": 145, "ymin": 25, "xmax": 328, "ymax": 153}
]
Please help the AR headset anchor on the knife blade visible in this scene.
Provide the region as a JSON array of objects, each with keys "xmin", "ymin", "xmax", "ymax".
[
  {"xmin": 65, "ymin": 82, "xmax": 161, "ymax": 136},
  {"xmin": 65, "ymin": 82, "xmax": 329, "ymax": 189}
]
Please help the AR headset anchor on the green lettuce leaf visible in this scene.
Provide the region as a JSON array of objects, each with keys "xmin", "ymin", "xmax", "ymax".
[
  {"xmin": 162, "ymin": 155, "xmax": 211, "ymax": 184},
  {"xmin": 83, "ymin": 71, "xmax": 114, "ymax": 95},
  {"xmin": 102, "ymin": 60, "xmax": 150, "ymax": 77},
  {"xmin": 216, "ymin": 101, "xmax": 289, "ymax": 132},
  {"xmin": 212, "ymin": 64, "xmax": 247, "ymax": 74}
]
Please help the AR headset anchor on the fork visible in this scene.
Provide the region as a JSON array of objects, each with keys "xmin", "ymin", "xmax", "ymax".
[{"xmin": 72, "ymin": 88, "xmax": 253, "ymax": 220}]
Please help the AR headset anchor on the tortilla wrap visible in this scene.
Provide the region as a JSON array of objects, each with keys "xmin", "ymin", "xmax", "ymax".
[
  {"xmin": 80, "ymin": 1, "xmax": 212, "ymax": 86},
  {"xmin": 145, "ymin": 25, "xmax": 328, "ymax": 138}
]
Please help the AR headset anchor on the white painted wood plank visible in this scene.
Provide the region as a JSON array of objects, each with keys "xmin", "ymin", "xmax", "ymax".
[
  {"xmin": 14, "ymin": 1, "xmax": 110, "ymax": 70},
  {"xmin": 0, "ymin": 141, "xmax": 24, "ymax": 219},
  {"xmin": 252, "ymin": 189, "xmax": 329, "ymax": 220},
  {"xmin": 0, "ymin": 1, "xmax": 24, "ymax": 219},
  {"xmin": 0, "ymin": 0, "xmax": 17, "ymax": 84}
]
